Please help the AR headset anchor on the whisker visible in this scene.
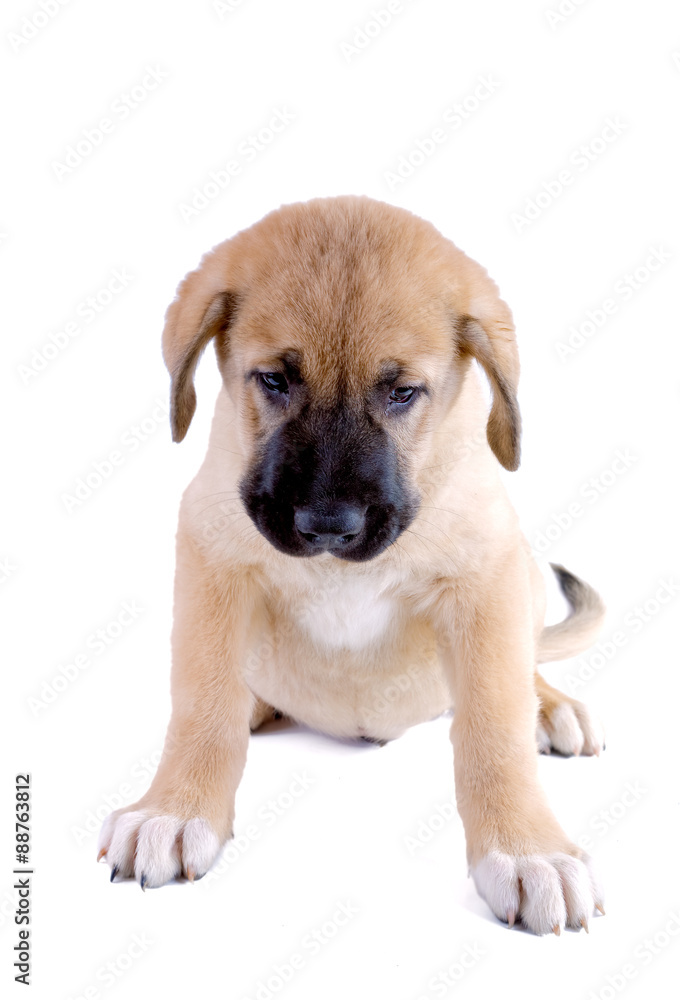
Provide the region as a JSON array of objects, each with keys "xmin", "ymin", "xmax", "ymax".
[
  {"xmin": 392, "ymin": 537, "xmax": 419, "ymax": 574},
  {"xmin": 194, "ymin": 511, "xmax": 252, "ymax": 541},
  {"xmin": 414, "ymin": 516, "xmax": 464, "ymax": 547},
  {"xmin": 192, "ymin": 497, "xmax": 245, "ymax": 516},
  {"xmin": 403, "ymin": 526, "xmax": 451, "ymax": 554},
  {"xmin": 417, "ymin": 461, "xmax": 458, "ymax": 472},
  {"xmin": 209, "ymin": 442, "xmax": 243, "ymax": 457},
  {"xmin": 417, "ymin": 503, "xmax": 474, "ymax": 528},
  {"xmin": 227, "ymin": 517, "xmax": 261, "ymax": 546},
  {"xmin": 187, "ymin": 489, "xmax": 241, "ymax": 506}
]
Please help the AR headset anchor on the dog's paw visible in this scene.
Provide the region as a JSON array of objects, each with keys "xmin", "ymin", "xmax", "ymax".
[
  {"xmin": 471, "ymin": 849, "xmax": 604, "ymax": 935},
  {"xmin": 97, "ymin": 808, "xmax": 222, "ymax": 888},
  {"xmin": 537, "ymin": 692, "xmax": 605, "ymax": 757}
]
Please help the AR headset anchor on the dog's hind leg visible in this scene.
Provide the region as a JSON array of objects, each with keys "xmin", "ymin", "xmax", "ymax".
[
  {"xmin": 534, "ymin": 672, "xmax": 604, "ymax": 756},
  {"xmin": 249, "ymin": 696, "xmax": 283, "ymax": 732},
  {"xmin": 533, "ymin": 563, "xmax": 606, "ymax": 756}
]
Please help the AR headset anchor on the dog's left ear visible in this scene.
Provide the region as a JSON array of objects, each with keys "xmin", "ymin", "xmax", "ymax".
[
  {"xmin": 456, "ymin": 311, "xmax": 521, "ymax": 471},
  {"xmin": 161, "ymin": 242, "xmax": 239, "ymax": 442},
  {"xmin": 453, "ymin": 268, "xmax": 521, "ymax": 471}
]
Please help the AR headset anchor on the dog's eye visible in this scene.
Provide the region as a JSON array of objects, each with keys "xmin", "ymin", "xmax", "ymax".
[
  {"xmin": 260, "ymin": 372, "xmax": 289, "ymax": 394},
  {"xmin": 388, "ymin": 386, "xmax": 416, "ymax": 405}
]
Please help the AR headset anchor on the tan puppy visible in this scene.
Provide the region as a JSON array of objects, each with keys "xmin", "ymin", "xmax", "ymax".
[{"xmin": 98, "ymin": 197, "xmax": 606, "ymax": 934}]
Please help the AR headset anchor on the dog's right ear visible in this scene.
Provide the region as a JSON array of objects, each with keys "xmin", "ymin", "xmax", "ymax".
[{"xmin": 161, "ymin": 247, "xmax": 239, "ymax": 442}]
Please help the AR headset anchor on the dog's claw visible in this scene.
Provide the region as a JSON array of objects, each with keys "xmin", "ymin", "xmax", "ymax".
[
  {"xmin": 186, "ymin": 868, "xmax": 195, "ymax": 883},
  {"xmin": 140, "ymin": 874, "xmax": 147, "ymax": 892},
  {"xmin": 595, "ymin": 902, "xmax": 605, "ymax": 916},
  {"xmin": 97, "ymin": 847, "xmax": 107, "ymax": 862},
  {"xmin": 553, "ymin": 924, "xmax": 561, "ymax": 936},
  {"xmin": 507, "ymin": 910, "xmax": 516, "ymax": 928},
  {"xmin": 110, "ymin": 865, "xmax": 119, "ymax": 883},
  {"xmin": 580, "ymin": 918, "xmax": 589, "ymax": 933}
]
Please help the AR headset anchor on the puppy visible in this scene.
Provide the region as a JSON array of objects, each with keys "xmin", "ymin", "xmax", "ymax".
[{"xmin": 98, "ymin": 196, "xmax": 606, "ymax": 934}]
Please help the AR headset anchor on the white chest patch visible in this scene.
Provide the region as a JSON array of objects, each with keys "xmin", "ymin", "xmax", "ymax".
[{"xmin": 296, "ymin": 576, "xmax": 397, "ymax": 651}]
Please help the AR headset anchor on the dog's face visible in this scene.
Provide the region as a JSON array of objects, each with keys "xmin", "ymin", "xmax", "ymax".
[
  {"xmin": 238, "ymin": 378, "xmax": 421, "ymax": 562},
  {"xmin": 162, "ymin": 197, "xmax": 521, "ymax": 561}
]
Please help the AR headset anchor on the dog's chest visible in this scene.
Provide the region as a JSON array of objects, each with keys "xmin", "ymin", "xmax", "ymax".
[{"xmin": 289, "ymin": 573, "xmax": 397, "ymax": 651}]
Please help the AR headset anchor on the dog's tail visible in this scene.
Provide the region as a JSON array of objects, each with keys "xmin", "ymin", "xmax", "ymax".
[{"xmin": 537, "ymin": 563, "xmax": 606, "ymax": 663}]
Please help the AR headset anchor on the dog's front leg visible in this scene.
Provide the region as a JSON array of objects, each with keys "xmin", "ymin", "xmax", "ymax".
[
  {"xmin": 98, "ymin": 530, "xmax": 255, "ymax": 888},
  {"xmin": 434, "ymin": 557, "xmax": 604, "ymax": 934}
]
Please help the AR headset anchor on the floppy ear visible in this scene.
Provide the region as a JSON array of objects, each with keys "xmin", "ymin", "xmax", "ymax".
[
  {"xmin": 456, "ymin": 303, "xmax": 521, "ymax": 472},
  {"xmin": 161, "ymin": 246, "xmax": 239, "ymax": 443}
]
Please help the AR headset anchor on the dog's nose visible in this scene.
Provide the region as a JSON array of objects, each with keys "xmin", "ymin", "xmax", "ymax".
[{"xmin": 294, "ymin": 504, "xmax": 366, "ymax": 549}]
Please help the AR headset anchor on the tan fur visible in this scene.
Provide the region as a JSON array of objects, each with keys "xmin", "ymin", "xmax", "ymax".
[{"xmin": 99, "ymin": 197, "xmax": 606, "ymax": 931}]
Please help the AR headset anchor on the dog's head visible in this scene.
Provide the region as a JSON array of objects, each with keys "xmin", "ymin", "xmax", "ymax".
[{"xmin": 162, "ymin": 197, "xmax": 520, "ymax": 562}]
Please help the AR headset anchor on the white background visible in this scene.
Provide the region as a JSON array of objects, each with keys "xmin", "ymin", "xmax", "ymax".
[{"xmin": 2, "ymin": 1, "xmax": 680, "ymax": 998}]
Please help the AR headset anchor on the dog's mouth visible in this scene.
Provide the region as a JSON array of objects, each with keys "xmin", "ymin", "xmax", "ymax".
[{"xmin": 241, "ymin": 494, "xmax": 417, "ymax": 562}]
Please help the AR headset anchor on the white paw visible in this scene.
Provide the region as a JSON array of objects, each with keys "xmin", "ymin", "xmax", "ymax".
[
  {"xmin": 98, "ymin": 809, "xmax": 221, "ymax": 888},
  {"xmin": 471, "ymin": 850, "xmax": 604, "ymax": 935},
  {"xmin": 538, "ymin": 700, "xmax": 605, "ymax": 757}
]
